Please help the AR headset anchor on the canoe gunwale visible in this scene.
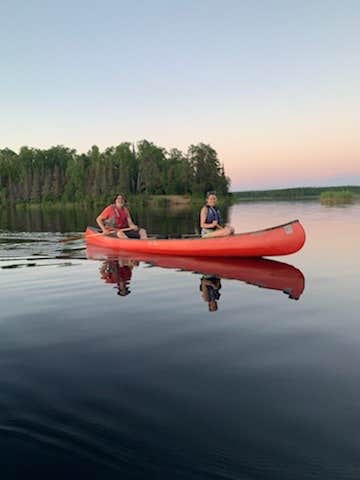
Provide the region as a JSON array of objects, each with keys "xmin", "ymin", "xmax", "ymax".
[{"xmin": 87, "ymin": 219, "xmax": 302, "ymax": 243}]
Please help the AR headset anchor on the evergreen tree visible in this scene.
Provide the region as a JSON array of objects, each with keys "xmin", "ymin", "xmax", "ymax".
[
  {"xmin": 188, "ymin": 143, "xmax": 229, "ymax": 194},
  {"xmin": 0, "ymin": 141, "xmax": 230, "ymax": 203}
]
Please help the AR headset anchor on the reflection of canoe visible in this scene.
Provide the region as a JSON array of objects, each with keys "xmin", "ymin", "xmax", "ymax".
[
  {"xmin": 85, "ymin": 219, "xmax": 305, "ymax": 257},
  {"xmin": 87, "ymin": 246, "xmax": 305, "ymax": 299}
]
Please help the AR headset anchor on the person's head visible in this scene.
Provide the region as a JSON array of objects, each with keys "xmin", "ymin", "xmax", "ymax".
[
  {"xmin": 116, "ymin": 280, "xmax": 130, "ymax": 296},
  {"xmin": 206, "ymin": 191, "xmax": 217, "ymax": 207},
  {"xmin": 208, "ymin": 300, "xmax": 218, "ymax": 312},
  {"xmin": 114, "ymin": 193, "xmax": 126, "ymax": 208}
]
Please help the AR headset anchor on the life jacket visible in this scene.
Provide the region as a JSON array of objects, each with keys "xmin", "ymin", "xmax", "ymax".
[
  {"xmin": 105, "ymin": 205, "xmax": 129, "ymax": 229},
  {"xmin": 205, "ymin": 205, "xmax": 222, "ymax": 228},
  {"xmin": 200, "ymin": 276, "xmax": 221, "ymax": 300}
]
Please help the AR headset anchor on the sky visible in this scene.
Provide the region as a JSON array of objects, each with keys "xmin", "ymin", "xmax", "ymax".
[{"xmin": 0, "ymin": 0, "xmax": 359, "ymax": 190}]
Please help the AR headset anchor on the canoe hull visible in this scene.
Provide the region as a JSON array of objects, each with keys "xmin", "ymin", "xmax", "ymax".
[{"xmin": 85, "ymin": 220, "xmax": 305, "ymax": 257}]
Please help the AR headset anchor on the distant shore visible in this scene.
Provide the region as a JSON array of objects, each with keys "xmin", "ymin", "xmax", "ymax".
[
  {"xmin": 232, "ymin": 186, "xmax": 360, "ymax": 202},
  {"xmin": 2, "ymin": 186, "xmax": 359, "ymax": 210}
]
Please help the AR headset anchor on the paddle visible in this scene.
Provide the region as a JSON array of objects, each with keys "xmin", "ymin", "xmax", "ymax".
[
  {"xmin": 59, "ymin": 230, "xmax": 201, "ymax": 243},
  {"xmin": 59, "ymin": 233, "xmax": 87, "ymax": 243},
  {"xmin": 59, "ymin": 228, "xmax": 133, "ymax": 243}
]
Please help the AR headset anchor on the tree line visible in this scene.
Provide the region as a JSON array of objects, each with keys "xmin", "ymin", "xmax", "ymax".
[
  {"xmin": 232, "ymin": 185, "xmax": 360, "ymax": 201},
  {"xmin": 0, "ymin": 141, "xmax": 230, "ymax": 204}
]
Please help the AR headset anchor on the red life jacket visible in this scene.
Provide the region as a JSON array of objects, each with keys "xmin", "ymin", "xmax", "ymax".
[{"xmin": 104, "ymin": 205, "xmax": 129, "ymax": 229}]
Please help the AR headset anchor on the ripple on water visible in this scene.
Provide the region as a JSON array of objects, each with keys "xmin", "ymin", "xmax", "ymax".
[
  {"xmin": 1, "ymin": 205, "xmax": 360, "ymax": 479},
  {"xmin": 0, "ymin": 231, "xmax": 87, "ymax": 266}
]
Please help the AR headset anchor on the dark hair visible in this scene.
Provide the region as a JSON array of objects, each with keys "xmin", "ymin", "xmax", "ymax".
[
  {"xmin": 206, "ymin": 190, "xmax": 217, "ymax": 198},
  {"xmin": 113, "ymin": 193, "xmax": 127, "ymax": 203},
  {"xmin": 117, "ymin": 288, "xmax": 130, "ymax": 296},
  {"xmin": 208, "ymin": 300, "xmax": 218, "ymax": 312},
  {"xmin": 116, "ymin": 283, "xmax": 131, "ymax": 296}
]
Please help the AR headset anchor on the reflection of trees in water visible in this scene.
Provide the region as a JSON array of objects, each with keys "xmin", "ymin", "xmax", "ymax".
[
  {"xmin": 1, "ymin": 204, "xmax": 230, "ymax": 234},
  {"xmin": 0, "ymin": 206, "xmax": 97, "ymax": 232}
]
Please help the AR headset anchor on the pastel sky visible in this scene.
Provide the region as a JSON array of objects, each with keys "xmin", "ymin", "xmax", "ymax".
[{"xmin": 1, "ymin": 0, "xmax": 359, "ymax": 190}]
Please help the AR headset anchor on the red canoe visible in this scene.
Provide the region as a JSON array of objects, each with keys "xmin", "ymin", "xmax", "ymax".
[
  {"xmin": 85, "ymin": 219, "xmax": 305, "ymax": 257},
  {"xmin": 86, "ymin": 246, "xmax": 305, "ymax": 299}
]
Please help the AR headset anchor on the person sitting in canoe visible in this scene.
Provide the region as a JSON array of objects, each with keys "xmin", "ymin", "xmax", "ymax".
[
  {"xmin": 200, "ymin": 191, "xmax": 234, "ymax": 238},
  {"xmin": 96, "ymin": 193, "xmax": 147, "ymax": 239}
]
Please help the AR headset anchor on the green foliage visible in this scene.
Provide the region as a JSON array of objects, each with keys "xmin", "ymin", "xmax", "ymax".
[
  {"xmin": 0, "ymin": 141, "xmax": 230, "ymax": 205},
  {"xmin": 320, "ymin": 190, "xmax": 354, "ymax": 204},
  {"xmin": 233, "ymin": 186, "xmax": 360, "ymax": 201},
  {"xmin": 187, "ymin": 143, "xmax": 229, "ymax": 195}
]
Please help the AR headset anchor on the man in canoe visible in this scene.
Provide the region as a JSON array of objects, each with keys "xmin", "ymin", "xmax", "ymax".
[
  {"xmin": 200, "ymin": 191, "xmax": 234, "ymax": 238},
  {"xmin": 96, "ymin": 193, "xmax": 147, "ymax": 239}
]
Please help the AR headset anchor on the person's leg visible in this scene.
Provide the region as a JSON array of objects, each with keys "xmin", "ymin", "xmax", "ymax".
[
  {"xmin": 204, "ymin": 226, "xmax": 233, "ymax": 238},
  {"xmin": 139, "ymin": 228, "xmax": 147, "ymax": 239},
  {"xmin": 220, "ymin": 226, "xmax": 234, "ymax": 236}
]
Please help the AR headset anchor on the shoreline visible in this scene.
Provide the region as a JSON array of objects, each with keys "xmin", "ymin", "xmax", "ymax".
[{"xmin": 2, "ymin": 187, "xmax": 359, "ymax": 209}]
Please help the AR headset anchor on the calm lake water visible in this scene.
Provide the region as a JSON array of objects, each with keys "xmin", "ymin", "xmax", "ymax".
[{"xmin": 0, "ymin": 201, "xmax": 359, "ymax": 479}]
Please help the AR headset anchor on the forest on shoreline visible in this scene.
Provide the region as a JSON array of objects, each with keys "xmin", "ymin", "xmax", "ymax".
[
  {"xmin": 0, "ymin": 141, "xmax": 229, "ymax": 205},
  {"xmin": 1, "ymin": 140, "xmax": 358, "ymax": 208},
  {"xmin": 232, "ymin": 186, "xmax": 360, "ymax": 201}
]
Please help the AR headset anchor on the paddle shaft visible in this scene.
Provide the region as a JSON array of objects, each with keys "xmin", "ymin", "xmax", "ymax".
[
  {"xmin": 60, "ymin": 230, "xmax": 201, "ymax": 243},
  {"xmin": 59, "ymin": 228, "xmax": 133, "ymax": 243}
]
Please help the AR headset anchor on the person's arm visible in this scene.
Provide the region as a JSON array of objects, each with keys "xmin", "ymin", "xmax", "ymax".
[
  {"xmin": 96, "ymin": 206, "xmax": 114, "ymax": 233},
  {"xmin": 96, "ymin": 214, "xmax": 110, "ymax": 233},
  {"xmin": 200, "ymin": 206, "xmax": 219, "ymax": 229},
  {"xmin": 126, "ymin": 209, "xmax": 139, "ymax": 230},
  {"xmin": 200, "ymin": 280, "xmax": 210, "ymax": 302}
]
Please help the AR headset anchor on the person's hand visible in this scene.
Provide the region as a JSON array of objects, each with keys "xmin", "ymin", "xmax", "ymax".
[
  {"xmin": 132, "ymin": 224, "xmax": 139, "ymax": 231},
  {"xmin": 103, "ymin": 227, "xmax": 114, "ymax": 234},
  {"xmin": 212, "ymin": 220, "xmax": 218, "ymax": 227}
]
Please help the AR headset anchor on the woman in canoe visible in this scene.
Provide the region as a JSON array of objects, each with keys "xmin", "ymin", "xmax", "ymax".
[
  {"xmin": 200, "ymin": 191, "xmax": 234, "ymax": 238},
  {"xmin": 96, "ymin": 193, "xmax": 147, "ymax": 239}
]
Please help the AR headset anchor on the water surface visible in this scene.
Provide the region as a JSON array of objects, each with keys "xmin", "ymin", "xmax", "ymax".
[{"xmin": 0, "ymin": 202, "xmax": 359, "ymax": 479}]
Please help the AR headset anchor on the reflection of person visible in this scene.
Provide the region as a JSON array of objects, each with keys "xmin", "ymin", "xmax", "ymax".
[
  {"xmin": 200, "ymin": 191, "xmax": 234, "ymax": 238},
  {"xmin": 96, "ymin": 193, "xmax": 147, "ymax": 239},
  {"xmin": 200, "ymin": 275, "xmax": 222, "ymax": 312},
  {"xmin": 100, "ymin": 258, "xmax": 139, "ymax": 296}
]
